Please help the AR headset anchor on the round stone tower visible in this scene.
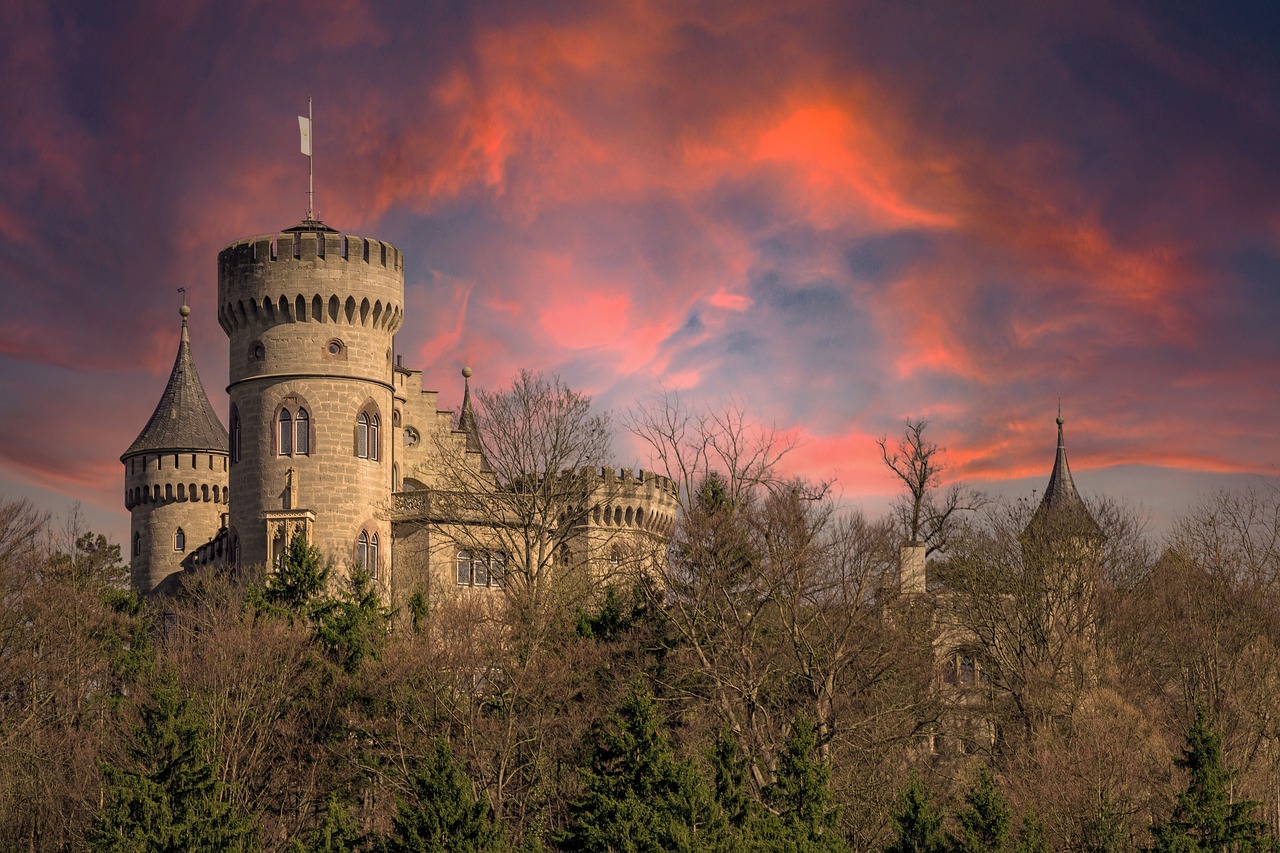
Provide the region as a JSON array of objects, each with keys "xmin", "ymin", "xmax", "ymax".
[
  {"xmin": 122, "ymin": 304, "xmax": 230, "ymax": 593},
  {"xmin": 217, "ymin": 220, "xmax": 403, "ymax": 587}
]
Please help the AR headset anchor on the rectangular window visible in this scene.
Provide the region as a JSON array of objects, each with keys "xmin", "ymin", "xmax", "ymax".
[
  {"xmin": 457, "ymin": 551, "xmax": 471, "ymax": 585},
  {"xmin": 473, "ymin": 553, "xmax": 489, "ymax": 587}
]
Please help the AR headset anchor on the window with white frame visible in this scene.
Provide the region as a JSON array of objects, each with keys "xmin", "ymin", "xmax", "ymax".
[
  {"xmin": 457, "ymin": 549, "xmax": 506, "ymax": 588},
  {"xmin": 174, "ymin": 528, "xmax": 186, "ymax": 552}
]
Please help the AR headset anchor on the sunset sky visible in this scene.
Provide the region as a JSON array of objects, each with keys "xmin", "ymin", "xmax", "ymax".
[{"xmin": 2, "ymin": 1, "xmax": 1278, "ymax": 547}]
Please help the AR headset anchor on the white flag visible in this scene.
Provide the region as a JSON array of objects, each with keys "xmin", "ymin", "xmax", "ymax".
[{"xmin": 298, "ymin": 116, "xmax": 312, "ymax": 156}]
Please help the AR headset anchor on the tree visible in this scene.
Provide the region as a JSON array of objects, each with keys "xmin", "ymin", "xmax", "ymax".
[
  {"xmin": 256, "ymin": 532, "xmax": 330, "ymax": 618},
  {"xmin": 417, "ymin": 370, "xmax": 622, "ymax": 619},
  {"xmin": 877, "ymin": 419, "xmax": 985, "ymax": 557},
  {"xmin": 762, "ymin": 716, "xmax": 846, "ymax": 852},
  {"xmin": 1150, "ymin": 709, "xmax": 1278, "ymax": 852},
  {"xmin": 949, "ymin": 768, "xmax": 1013, "ymax": 853},
  {"xmin": 885, "ymin": 778, "xmax": 947, "ymax": 853},
  {"xmin": 559, "ymin": 682, "xmax": 729, "ymax": 852},
  {"xmin": 384, "ymin": 739, "xmax": 504, "ymax": 853},
  {"xmin": 314, "ymin": 565, "xmax": 390, "ymax": 674},
  {"xmin": 87, "ymin": 674, "xmax": 256, "ymax": 851},
  {"xmin": 290, "ymin": 794, "xmax": 364, "ymax": 852}
]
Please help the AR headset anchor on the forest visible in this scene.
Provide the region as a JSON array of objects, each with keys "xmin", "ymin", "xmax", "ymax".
[{"xmin": 3, "ymin": 385, "xmax": 1280, "ymax": 852}]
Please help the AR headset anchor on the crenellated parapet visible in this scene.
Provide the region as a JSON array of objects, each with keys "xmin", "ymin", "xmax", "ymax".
[
  {"xmin": 566, "ymin": 467, "xmax": 681, "ymax": 537},
  {"xmin": 217, "ymin": 228, "xmax": 403, "ymax": 338}
]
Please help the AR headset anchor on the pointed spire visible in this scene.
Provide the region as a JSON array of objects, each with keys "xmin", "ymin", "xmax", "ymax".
[
  {"xmin": 1028, "ymin": 406, "xmax": 1098, "ymax": 535},
  {"xmin": 121, "ymin": 302, "xmax": 228, "ymax": 460},
  {"xmin": 457, "ymin": 367, "xmax": 491, "ymax": 471}
]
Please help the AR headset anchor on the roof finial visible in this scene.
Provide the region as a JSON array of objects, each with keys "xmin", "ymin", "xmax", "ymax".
[
  {"xmin": 178, "ymin": 287, "xmax": 190, "ymax": 341},
  {"xmin": 1057, "ymin": 397, "xmax": 1063, "ymax": 426}
]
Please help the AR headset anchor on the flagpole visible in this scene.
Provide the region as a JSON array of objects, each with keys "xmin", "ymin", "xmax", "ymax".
[{"xmin": 307, "ymin": 96, "xmax": 314, "ymax": 220}]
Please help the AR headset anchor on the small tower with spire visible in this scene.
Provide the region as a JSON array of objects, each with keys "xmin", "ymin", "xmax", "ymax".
[
  {"xmin": 121, "ymin": 301, "xmax": 230, "ymax": 592},
  {"xmin": 1026, "ymin": 407, "xmax": 1099, "ymax": 538}
]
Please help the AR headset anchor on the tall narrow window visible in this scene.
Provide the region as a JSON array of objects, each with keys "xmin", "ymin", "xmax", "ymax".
[
  {"xmin": 295, "ymin": 408, "xmax": 309, "ymax": 455},
  {"xmin": 357, "ymin": 530, "xmax": 378, "ymax": 576},
  {"xmin": 357, "ymin": 530, "xmax": 368, "ymax": 568},
  {"xmin": 473, "ymin": 552, "xmax": 489, "ymax": 587},
  {"xmin": 174, "ymin": 528, "xmax": 186, "ymax": 552},
  {"xmin": 490, "ymin": 552, "xmax": 506, "ymax": 588},
  {"xmin": 457, "ymin": 550, "xmax": 472, "ymax": 585},
  {"xmin": 133, "ymin": 532, "xmax": 140, "ymax": 557},
  {"xmin": 369, "ymin": 415, "xmax": 380, "ymax": 461},
  {"xmin": 278, "ymin": 409, "xmax": 293, "ymax": 455},
  {"xmin": 357, "ymin": 412, "xmax": 369, "ymax": 458},
  {"xmin": 368, "ymin": 533, "xmax": 379, "ymax": 579},
  {"xmin": 230, "ymin": 407, "xmax": 241, "ymax": 464}
]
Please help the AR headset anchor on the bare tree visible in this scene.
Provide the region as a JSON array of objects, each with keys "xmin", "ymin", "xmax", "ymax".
[
  {"xmin": 877, "ymin": 419, "xmax": 985, "ymax": 556},
  {"xmin": 416, "ymin": 370, "xmax": 623, "ymax": 622}
]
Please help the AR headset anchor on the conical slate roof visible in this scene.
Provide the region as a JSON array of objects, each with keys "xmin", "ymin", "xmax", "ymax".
[
  {"xmin": 121, "ymin": 306, "xmax": 228, "ymax": 459},
  {"xmin": 457, "ymin": 367, "xmax": 491, "ymax": 472},
  {"xmin": 1027, "ymin": 411, "xmax": 1098, "ymax": 535}
]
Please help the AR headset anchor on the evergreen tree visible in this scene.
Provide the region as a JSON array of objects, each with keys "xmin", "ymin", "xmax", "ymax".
[
  {"xmin": 257, "ymin": 532, "xmax": 330, "ymax": 618},
  {"xmin": 1150, "ymin": 709, "xmax": 1279, "ymax": 852},
  {"xmin": 949, "ymin": 768, "xmax": 1013, "ymax": 853},
  {"xmin": 1014, "ymin": 811, "xmax": 1050, "ymax": 853},
  {"xmin": 885, "ymin": 778, "xmax": 947, "ymax": 853},
  {"xmin": 761, "ymin": 716, "xmax": 846, "ymax": 852},
  {"xmin": 87, "ymin": 676, "xmax": 256, "ymax": 852},
  {"xmin": 314, "ymin": 565, "xmax": 390, "ymax": 673},
  {"xmin": 383, "ymin": 739, "xmax": 503, "ymax": 853},
  {"xmin": 291, "ymin": 794, "xmax": 364, "ymax": 853},
  {"xmin": 710, "ymin": 729, "xmax": 753, "ymax": 831},
  {"xmin": 559, "ymin": 682, "xmax": 729, "ymax": 852}
]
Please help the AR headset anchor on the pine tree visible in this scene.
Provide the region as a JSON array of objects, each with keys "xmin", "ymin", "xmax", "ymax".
[
  {"xmin": 949, "ymin": 768, "xmax": 1013, "ymax": 853},
  {"xmin": 885, "ymin": 778, "xmax": 947, "ymax": 853},
  {"xmin": 762, "ymin": 716, "xmax": 846, "ymax": 852},
  {"xmin": 710, "ymin": 730, "xmax": 753, "ymax": 831},
  {"xmin": 384, "ymin": 739, "xmax": 503, "ymax": 853},
  {"xmin": 559, "ymin": 682, "xmax": 729, "ymax": 852},
  {"xmin": 87, "ymin": 676, "xmax": 256, "ymax": 851},
  {"xmin": 314, "ymin": 565, "xmax": 390, "ymax": 673},
  {"xmin": 1150, "ymin": 709, "xmax": 1279, "ymax": 852},
  {"xmin": 257, "ymin": 532, "xmax": 329, "ymax": 618},
  {"xmin": 291, "ymin": 794, "xmax": 364, "ymax": 852}
]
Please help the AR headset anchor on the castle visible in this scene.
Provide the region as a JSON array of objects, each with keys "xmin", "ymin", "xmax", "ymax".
[{"xmin": 122, "ymin": 217, "xmax": 678, "ymax": 605}]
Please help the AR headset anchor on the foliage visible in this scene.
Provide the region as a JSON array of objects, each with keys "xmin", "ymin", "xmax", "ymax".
[
  {"xmin": 314, "ymin": 564, "xmax": 390, "ymax": 673},
  {"xmin": 762, "ymin": 716, "xmax": 846, "ymax": 852},
  {"xmin": 255, "ymin": 532, "xmax": 330, "ymax": 619},
  {"xmin": 885, "ymin": 778, "xmax": 947, "ymax": 853},
  {"xmin": 949, "ymin": 769, "xmax": 1013, "ymax": 853},
  {"xmin": 384, "ymin": 739, "xmax": 504, "ymax": 853},
  {"xmin": 87, "ymin": 674, "xmax": 256, "ymax": 851},
  {"xmin": 1149, "ymin": 709, "xmax": 1279, "ymax": 852},
  {"xmin": 291, "ymin": 794, "xmax": 364, "ymax": 853},
  {"xmin": 559, "ymin": 682, "xmax": 730, "ymax": 852}
]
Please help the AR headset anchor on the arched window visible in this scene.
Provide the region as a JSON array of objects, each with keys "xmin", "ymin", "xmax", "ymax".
[
  {"xmin": 357, "ymin": 530, "xmax": 380, "ymax": 578},
  {"xmin": 295, "ymin": 408, "xmax": 310, "ymax": 455},
  {"xmin": 230, "ymin": 406, "xmax": 241, "ymax": 464},
  {"xmin": 133, "ymin": 532, "xmax": 140, "ymax": 556},
  {"xmin": 174, "ymin": 528, "xmax": 186, "ymax": 552},
  {"xmin": 278, "ymin": 409, "xmax": 293, "ymax": 456},
  {"xmin": 457, "ymin": 550, "xmax": 472, "ymax": 585},
  {"xmin": 357, "ymin": 408, "xmax": 381, "ymax": 460}
]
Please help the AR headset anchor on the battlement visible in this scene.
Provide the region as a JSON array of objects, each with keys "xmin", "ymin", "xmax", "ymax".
[{"xmin": 218, "ymin": 230, "xmax": 403, "ymax": 275}]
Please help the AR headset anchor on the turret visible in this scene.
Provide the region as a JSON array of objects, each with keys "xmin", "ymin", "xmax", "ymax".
[
  {"xmin": 217, "ymin": 220, "xmax": 403, "ymax": 590},
  {"xmin": 1026, "ymin": 408, "xmax": 1099, "ymax": 538},
  {"xmin": 121, "ymin": 303, "xmax": 229, "ymax": 593}
]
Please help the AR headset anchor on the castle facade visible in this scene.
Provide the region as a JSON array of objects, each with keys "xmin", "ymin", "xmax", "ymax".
[{"xmin": 122, "ymin": 218, "xmax": 676, "ymax": 604}]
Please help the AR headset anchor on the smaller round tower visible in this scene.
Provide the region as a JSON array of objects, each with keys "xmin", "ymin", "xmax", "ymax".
[{"xmin": 122, "ymin": 304, "xmax": 230, "ymax": 593}]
